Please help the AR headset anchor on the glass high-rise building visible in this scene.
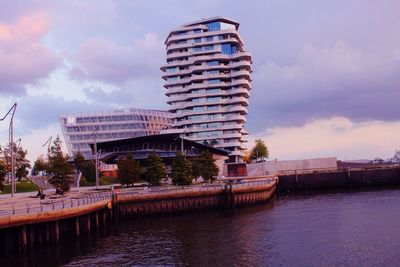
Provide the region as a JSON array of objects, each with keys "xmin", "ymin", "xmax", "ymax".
[
  {"xmin": 59, "ymin": 108, "xmax": 172, "ymax": 158},
  {"xmin": 161, "ymin": 17, "xmax": 252, "ymax": 162}
]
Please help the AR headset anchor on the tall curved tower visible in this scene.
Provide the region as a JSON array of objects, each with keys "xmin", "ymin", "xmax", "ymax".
[{"xmin": 161, "ymin": 17, "xmax": 252, "ymax": 162}]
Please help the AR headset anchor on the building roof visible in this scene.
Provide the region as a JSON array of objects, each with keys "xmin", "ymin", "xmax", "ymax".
[
  {"xmin": 165, "ymin": 16, "xmax": 240, "ymax": 44},
  {"xmin": 181, "ymin": 16, "xmax": 240, "ymax": 29},
  {"xmin": 89, "ymin": 133, "xmax": 230, "ymax": 161}
]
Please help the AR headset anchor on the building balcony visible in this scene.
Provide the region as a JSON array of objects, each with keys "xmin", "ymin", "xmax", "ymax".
[
  {"xmin": 161, "ymin": 52, "xmax": 252, "ymax": 70},
  {"xmin": 166, "ymin": 29, "xmax": 244, "ymax": 46},
  {"xmin": 166, "ymin": 36, "xmax": 242, "ymax": 53},
  {"xmin": 167, "ymin": 88, "xmax": 250, "ymax": 103},
  {"xmin": 165, "ymin": 78, "xmax": 251, "ymax": 94},
  {"xmin": 172, "ymin": 114, "xmax": 246, "ymax": 128},
  {"xmin": 161, "ymin": 60, "xmax": 251, "ymax": 79},
  {"xmin": 173, "ymin": 105, "xmax": 248, "ymax": 119},
  {"xmin": 168, "ymin": 96, "xmax": 249, "ymax": 111}
]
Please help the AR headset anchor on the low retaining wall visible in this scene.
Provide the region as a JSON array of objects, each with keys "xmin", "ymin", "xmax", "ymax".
[
  {"xmin": 0, "ymin": 180, "xmax": 276, "ymax": 252},
  {"xmin": 118, "ymin": 181, "xmax": 276, "ymax": 217},
  {"xmin": 278, "ymin": 167, "xmax": 400, "ymax": 192}
]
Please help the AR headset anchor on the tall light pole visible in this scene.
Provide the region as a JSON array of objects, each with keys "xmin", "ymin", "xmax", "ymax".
[
  {"xmin": 89, "ymin": 127, "xmax": 99, "ymax": 189},
  {"xmin": 1, "ymin": 103, "xmax": 17, "ymax": 197},
  {"xmin": 42, "ymin": 136, "xmax": 52, "ymax": 155},
  {"xmin": 12, "ymin": 138, "xmax": 22, "ymax": 194}
]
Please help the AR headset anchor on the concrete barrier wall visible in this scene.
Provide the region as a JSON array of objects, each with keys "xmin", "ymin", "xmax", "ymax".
[
  {"xmin": 247, "ymin": 157, "xmax": 338, "ymax": 176},
  {"xmin": 277, "ymin": 167, "xmax": 400, "ymax": 192}
]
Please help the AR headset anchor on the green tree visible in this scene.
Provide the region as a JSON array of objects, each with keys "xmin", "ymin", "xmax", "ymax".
[
  {"xmin": 15, "ymin": 147, "xmax": 30, "ymax": 181},
  {"xmin": 171, "ymin": 151, "xmax": 192, "ymax": 186},
  {"xmin": 73, "ymin": 151, "xmax": 85, "ymax": 172},
  {"xmin": 0, "ymin": 144, "xmax": 31, "ymax": 181},
  {"xmin": 199, "ymin": 150, "xmax": 219, "ymax": 183},
  {"xmin": 117, "ymin": 154, "xmax": 142, "ymax": 186},
  {"xmin": 191, "ymin": 156, "xmax": 202, "ymax": 181},
  {"xmin": 47, "ymin": 136, "xmax": 74, "ymax": 192},
  {"xmin": 73, "ymin": 151, "xmax": 96, "ymax": 182},
  {"xmin": 144, "ymin": 151, "xmax": 165, "ymax": 186},
  {"xmin": 31, "ymin": 155, "xmax": 48, "ymax": 176},
  {"xmin": 81, "ymin": 161, "xmax": 96, "ymax": 182},
  {"xmin": 0, "ymin": 160, "xmax": 6, "ymax": 190},
  {"xmin": 250, "ymin": 139, "xmax": 269, "ymax": 162}
]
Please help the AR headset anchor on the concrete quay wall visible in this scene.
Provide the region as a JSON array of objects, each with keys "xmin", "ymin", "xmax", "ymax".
[
  {"xmin": 0, "ymin": 181, "xmax": 276, "ymax": 252},
  {"xmin": 118, "ymin": 181, "xmax": 276, "ymax": 217},
  {"xmin": 0, "ymin": 202, "xmax": 114, "ymax": 253},
  {"xmin": 277, "ymin": 166, "xmax": 400, "ymax": 192}
]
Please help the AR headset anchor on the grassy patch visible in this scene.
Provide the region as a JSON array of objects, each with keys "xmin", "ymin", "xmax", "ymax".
[
  {"xmin": 79, "ymin": 176, "xmax": 119, "ymax": 187},
  {"xmin": 1, "ymin": 181, "xmax": 39, "ymax": 194},
  {"xmin": 100, "ymin": 176, "xmax": 119, "ymax": 185}
]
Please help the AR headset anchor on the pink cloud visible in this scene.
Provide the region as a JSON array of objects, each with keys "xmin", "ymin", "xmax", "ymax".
[
  {"xmin": 250, "ymin": 117, "xmax": 400, "ymax": 160},
  {"xmin": 0, "ymin": 12, "xmax": 60, "ymax": 95}
]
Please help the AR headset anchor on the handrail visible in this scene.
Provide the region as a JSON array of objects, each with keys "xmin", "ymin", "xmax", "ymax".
[
  {"xmin": 0, "ymin": 179, "xmax": 274, "ymax": 217},
  {"xmin": 0, "ymin": 191, "xmax": 112, "ymax": 216}
]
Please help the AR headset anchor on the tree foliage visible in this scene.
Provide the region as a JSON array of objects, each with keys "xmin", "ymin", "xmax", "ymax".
[
  {"xmin": 31, "ymin": 155, "xmax": 48, "ymax": 176},
  {"xmin": 191, "ymin": 156, "xmax": 202, "ymax": 180},
  {"xmin": 144, "ymin": 151, "xmax": 165, "ymax": 186},
  {"xmin": 0, "ymin": 144, "xmax": 31, "ymax": 181},
  {"xmin": 250, "ymin": 139, "xmax": 269, "ymax": 162},
  {"xmin": 0, "ymin": 160, "xmax": 6, "ymax": 190},
  {"xmin": 199, "ymin": 150, "xmax": 219, "ymax": 182},
  {"xmin": 117, "ymin": 154, "xmax": 142, "ymax": 186},
  {"xmin": 73, "ymin": 151, "xmax": 96, "ymax": 182},
  {"xmin": 171, "ymin": 151, "xmax": 192, "ymax": 186},
  {"xmin": 47, "ymin": 136, "xmax": 74, "ymax": 192},
  {"xmin": 73, "ymin": 151, "xmax": 85, "ymax": 172},
  {"xmin": 242, "ymin": 150, "xmax": 252, "ymax": 164},
  {"xmin": 191, "ymin": 150, "xmax": 219, "ymax": 182},
  {"xmin": 15, "ymin": 147, "xmax": 30, "ymax": 181}
]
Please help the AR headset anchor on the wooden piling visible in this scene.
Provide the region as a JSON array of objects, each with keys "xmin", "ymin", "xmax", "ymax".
[
  {"xmin": 21, "ymin": 225, "xmax": 27, "ymax": 248},
  {"xmin": 54, "ymin": 221, "xmax": 60, "ymax": 243},
  {"xmin": 75, "ymin": 217, "xmax": 80, "ymax": 237}
]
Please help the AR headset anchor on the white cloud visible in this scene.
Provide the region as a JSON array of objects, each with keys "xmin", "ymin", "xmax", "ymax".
[
  {"xmin": 17, "ymin": 123, "xmax": 64, "ymax": 163},
  {"xmin": 248, "ymin": 117, "xmax": 400, "ymax": 161}
]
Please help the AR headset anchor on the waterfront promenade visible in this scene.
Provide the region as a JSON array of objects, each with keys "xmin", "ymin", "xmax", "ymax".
[{"xmin": 0, "ymin": 177, "xmax": 275, "ymax": 224}]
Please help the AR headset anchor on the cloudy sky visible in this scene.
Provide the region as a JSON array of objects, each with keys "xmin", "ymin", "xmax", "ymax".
[{"xmin": 0, "ymin": 0, "xmax": 399, "ymax": 162}]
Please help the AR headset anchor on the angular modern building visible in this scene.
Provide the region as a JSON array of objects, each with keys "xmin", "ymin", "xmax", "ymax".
[
  {"xmin": 160, "ymin": 17, "xmax": 252, "ymax": 162},
  {"xmin": 59, "ymin": 108, "xmax": 172, "ymax": 158}
]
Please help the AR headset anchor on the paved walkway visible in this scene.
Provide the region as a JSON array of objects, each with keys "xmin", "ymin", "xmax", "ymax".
[{"xmin": 0, "ymin": 178, "xmax": 274, "ymax": 217}]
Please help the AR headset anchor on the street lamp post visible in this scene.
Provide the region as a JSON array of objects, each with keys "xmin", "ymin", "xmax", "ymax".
[
  {"xmin": 42, "ymin": 136, "xmax": 52, "ymax": 154},
  {"xmin": 1, "ymin": 103, "xmax": 17, "ymax": 197},
  {"xmin": 89, "ymin": 127, "xmax": 99, "ymax": 189}
]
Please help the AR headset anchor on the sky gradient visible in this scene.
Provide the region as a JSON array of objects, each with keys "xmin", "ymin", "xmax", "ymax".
[{"xmin": 0, "ymin": 0, "xmax": 399, "ymax": 162}]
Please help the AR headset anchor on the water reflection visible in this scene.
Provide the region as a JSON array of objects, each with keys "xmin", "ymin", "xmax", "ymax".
[{"xmin": 4, "ymin": 188, "xmax": 400, "ymax": 266}]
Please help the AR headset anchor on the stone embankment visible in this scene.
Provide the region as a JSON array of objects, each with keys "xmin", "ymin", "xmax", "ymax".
[{"xmin": 0, "ymin": 179, "xmax": 276, "ymax": 252}]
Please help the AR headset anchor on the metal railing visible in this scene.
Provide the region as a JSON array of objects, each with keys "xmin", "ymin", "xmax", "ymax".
[
  {"xmin": 0, "ymin": 180, "xmax": 274, "ymax": 217},
  {"xmin": 118, "ymin": 179, "xmax": 274, "ymax": 198},
  {"xmin": 0, "ymin": 191, "xmax": 112, "ymax": 217}
]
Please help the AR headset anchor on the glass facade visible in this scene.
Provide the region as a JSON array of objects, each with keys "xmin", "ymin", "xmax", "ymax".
[
  {"xmin": 59, "ymin": 109, "xmax": 172, "ymax": 158},
  {"xmin": 206, "ymin": 22, "xmax": 221, "ymax": 31},
  {"xmin": 221, "ymin": 44, "xmax": 237, "ymax": 55}
]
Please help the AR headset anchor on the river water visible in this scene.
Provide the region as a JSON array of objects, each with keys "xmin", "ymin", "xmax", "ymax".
[{"xmin": 6, "ymin": 188, "xmax": 400, "ymax": 267}]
